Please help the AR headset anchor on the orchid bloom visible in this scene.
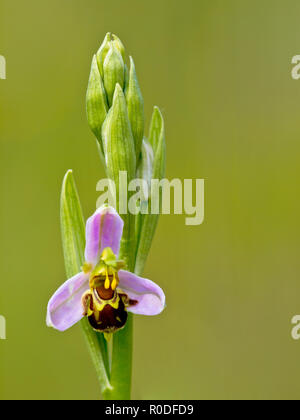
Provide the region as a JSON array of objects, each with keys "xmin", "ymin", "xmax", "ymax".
[{"xmin": 47, "ymin": 205, "xmax": 165, "ymax": 335}]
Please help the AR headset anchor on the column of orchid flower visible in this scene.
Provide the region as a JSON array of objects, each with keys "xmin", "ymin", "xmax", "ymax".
[{"xmin": 47, "ymin": 33, "xmax": 166, "ymax": 400}]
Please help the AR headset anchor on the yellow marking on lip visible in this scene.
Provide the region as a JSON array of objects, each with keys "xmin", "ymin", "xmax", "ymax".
[{"xmin": 104, "ymin": 267, "xmax": 110, "ymax": 289}]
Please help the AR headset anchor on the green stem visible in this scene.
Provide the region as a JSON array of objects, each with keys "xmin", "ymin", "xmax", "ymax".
[
  {"xmin": 106, "ymin": 315, "xmax": 133, "ymax": 399},
  {"xmin": 105, "ymin": 212, "xmax": 135, "ymax": 399}
]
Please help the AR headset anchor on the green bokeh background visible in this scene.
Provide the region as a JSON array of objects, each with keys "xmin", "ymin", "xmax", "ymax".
[{"xmin": 1, "ymin": 0, "xmax": 300, "ymax": 400}]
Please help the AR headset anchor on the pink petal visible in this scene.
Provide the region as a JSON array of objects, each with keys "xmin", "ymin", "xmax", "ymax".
[
  {"xmin": 118, "ymin": 270, "xmax": 166, "ymax": 316},
  {"xmin": 85, "ymin": 205, "xmax": 124, "ymax": 265},
  {"xmin": 46, "ymin": 272, "xmax": 89, "ymax": 332}
]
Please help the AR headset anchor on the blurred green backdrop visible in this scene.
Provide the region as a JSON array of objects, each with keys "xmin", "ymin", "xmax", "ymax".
[{"xmin": 1, "ymin": 0, "xmax": 300, "ymax": 400}]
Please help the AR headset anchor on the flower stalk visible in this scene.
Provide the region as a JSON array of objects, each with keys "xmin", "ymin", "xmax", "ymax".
[{"xmin": 49, "ymin": 32, "xmax": 166, "ymax": 400}]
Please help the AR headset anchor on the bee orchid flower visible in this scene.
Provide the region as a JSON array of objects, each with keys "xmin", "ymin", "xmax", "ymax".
[{"xmin": 46, "ymin": 205, "xmax": 165, "ymax": 335}]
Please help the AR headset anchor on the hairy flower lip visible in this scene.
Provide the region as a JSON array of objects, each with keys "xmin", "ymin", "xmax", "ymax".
[{"xmin": 47, "ymin": 205, "xmax": 165, "ymax": 332}]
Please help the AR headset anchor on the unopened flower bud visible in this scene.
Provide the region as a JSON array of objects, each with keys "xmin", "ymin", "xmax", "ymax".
[
  {"xmin": 111, "ymin": 34, "xmax": 126, "ymax": 62},
  {"xmin": 103, "ymin": 44, "xmax": 125, "ymax": 107},
  {"xmin": 96, "ymin": 33, "xmax": 111, "ymax": 78},
  {"xmin": 96, "ymin": 33, "xmax": 126, "ymax": 76},
  {"xmin": 102, "ymin": 83, "xmax": 136, "ymax": 191}
]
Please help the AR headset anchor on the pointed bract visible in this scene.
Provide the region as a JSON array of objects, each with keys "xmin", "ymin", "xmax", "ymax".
[
  {"xmin": 149, "ymin": 106, "xmax": 165, "ymax": 155},
  {"xmin": 103, "ymin": 45, "xmax": 125, "ymax": 107},
  {"xmin": 96, "ymin": 33, "xmax": 111, "ymax": 78},
  {"xmin": 125, "ymin": 57, "xmax": 144, "ymax": 160},
  {"xmin": 102, "ymin": 84, "xmax": 136, "ymax": 190},
  {"xmin": 86, "ymin": 55, "xmax": 108, "ymax": 149},
  {"xmin": 135, "ymin": 107, "xmax": 166, "ymax": 275},
  {"xmin": 136, "ymin": 139, "xmax": 154, "ymax": 190}
]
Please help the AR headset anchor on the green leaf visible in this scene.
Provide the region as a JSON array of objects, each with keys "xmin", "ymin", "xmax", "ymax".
[
  {"xmin": 151, "ymin": 107, "xmax": 166, "ymax": 182},
  {"xmin": 135, "ymin": 107, "xmax": 166, "ymax": 275},
  {"xmin": 60, "ymin": 171, "xmax": 85, "ymax": 277},
  {"xmin": 60, "ymin": 170, "xmax": 112, "ymax": 396}
]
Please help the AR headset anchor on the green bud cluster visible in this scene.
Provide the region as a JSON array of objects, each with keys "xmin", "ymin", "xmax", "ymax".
[
  {"xmin": 87, "ymin": 33, "xmax": 144, "ymax": 166},
  {"xmin": 86, "ymin": 33, "xmax": 166, "ymax": 273}
]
